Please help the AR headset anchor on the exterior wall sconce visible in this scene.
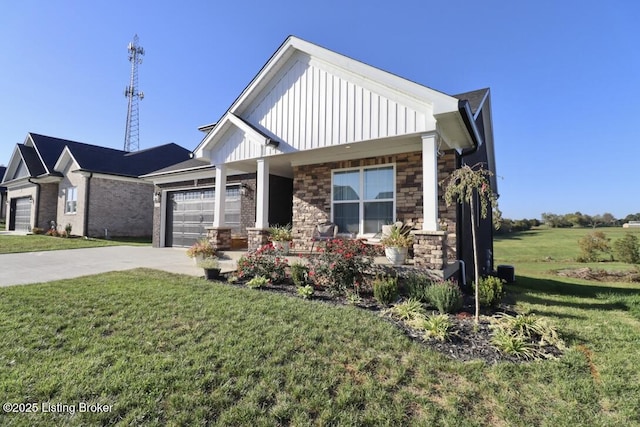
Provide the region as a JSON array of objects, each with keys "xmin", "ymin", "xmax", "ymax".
[
  {"xmin": 265, "ymin": 138, "xmax": 279, "ymax": 148},
  {"xmin": 153, "ymin": 191, "xmax": 161, "ymax": 204},
  {"xmin": 29, "ymin": 195, "xmax": 34, "ymax": 203},
  {"xmin": 240, "ymin": 183, "xmax": 250, "ymax": 197}
]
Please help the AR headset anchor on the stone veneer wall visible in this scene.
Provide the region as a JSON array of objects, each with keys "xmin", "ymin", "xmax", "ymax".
[
  {"xmin": 291, "ymin": 150, "xmax": 458, "ymax": 263},
  {"xmin": 247, "ymin": 227, "xmax": 270, "ymax": 251},
  {"xmin": 206, "ymin": 227, "xmax": 232, "ymax": 250}
]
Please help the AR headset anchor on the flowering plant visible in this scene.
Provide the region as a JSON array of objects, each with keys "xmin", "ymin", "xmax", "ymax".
[
  {"xmin": 186, "ymin": 238, "xmax": 216, "ymax": 258},
  {"xmin": 237, "ymin": 243, "xmax": 288, "ymax": 283},
  {"xmin": 307, "ymin": 238, "xmax": 378, "ymax": 296},
  {"xmin": 268, "ymin": 224, "xmax": 293, "ymax": 241}
]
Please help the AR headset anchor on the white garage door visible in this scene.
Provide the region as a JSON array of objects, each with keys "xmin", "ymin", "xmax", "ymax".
[
  {"xmin": 166, "ymin": 187, "xmax": 241, "ymax": 247},
  {"xmin": 14, "ymin": 197, "xmax": 32, "ymax": 231}
]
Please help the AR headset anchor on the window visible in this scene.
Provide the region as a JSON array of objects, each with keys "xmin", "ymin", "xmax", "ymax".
[
  {"xmin": 332, "ymin": 165, "xmax": 394, "ymax": 235},
  {"xmin": 65, "ymin": 187, "xmax": 77, "ymax": 214},
  {"xmin": 224, "ymin": 186, "xmax": 241, "ymax": 233}
]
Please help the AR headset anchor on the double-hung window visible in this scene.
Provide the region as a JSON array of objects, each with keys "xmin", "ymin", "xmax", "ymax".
[
  {"xmin": 65, "ymin": 186, "xmax": 77, "ymax": 214},
  {"xmin": 332, "ymin": 165, "xmax": 395, "ymax": 236}
]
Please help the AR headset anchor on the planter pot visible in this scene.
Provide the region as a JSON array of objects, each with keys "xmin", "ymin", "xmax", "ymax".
[
  {"xmin": 385, "ymin": 247, "xmax": 408, "ymax": 266},
  {"xmin": 203, "ymin": 268, "xmax": 221, "ymax": 280},
  {"xmin": 273, "ymin": 240, "xmax": 290, "ymax": 255},
  {"xmin": 192, "ymin": 254, "xmax": 205, "ymax": 265}
]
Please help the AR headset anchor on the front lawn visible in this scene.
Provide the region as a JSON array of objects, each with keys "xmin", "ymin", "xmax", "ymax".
[
  {"xmin": 0, "ymin": 234, "xmax": 150, "ymax": 254},
  {"xmin": 1, "ymin": 268, "xmax": 638, "ymax": 425}
]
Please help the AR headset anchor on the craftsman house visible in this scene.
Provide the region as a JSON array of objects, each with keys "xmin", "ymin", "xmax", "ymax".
[
  {"xmin": 150, "ymin": 36, "xmax": 498, "ymax": 282},
  {"xmin": 1, "ymin": 133, "xmax": 191, "ymax": 237}
]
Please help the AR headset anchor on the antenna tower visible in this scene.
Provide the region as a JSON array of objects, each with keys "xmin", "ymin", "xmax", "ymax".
[{"xmin": 123, "ymin": 34, "xmax": 144, "ymax": 152}]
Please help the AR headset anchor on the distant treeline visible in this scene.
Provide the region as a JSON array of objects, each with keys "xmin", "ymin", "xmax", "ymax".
[{"xmin": 497, "ymin": 212, "xmax": 640, "ymax": 234}]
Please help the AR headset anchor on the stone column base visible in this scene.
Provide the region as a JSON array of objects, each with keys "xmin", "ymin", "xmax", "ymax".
[
  {"xmin": 247, "ymin": 227, "xmax": 270, "ymax": 251},
  {"xmin": 412, "ymin": 230, "xmax": 448, "ymax": 270},
  {"xmin": 206, "ymin": 227, "xmax": 232, "ymax": 251}
]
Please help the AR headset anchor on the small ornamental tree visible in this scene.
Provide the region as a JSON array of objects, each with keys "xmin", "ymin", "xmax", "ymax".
[{"xmin": 442, "ymin": 164, "xmax": 501, "ymax": 323}]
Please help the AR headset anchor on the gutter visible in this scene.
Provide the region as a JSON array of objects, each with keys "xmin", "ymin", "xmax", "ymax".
[
  {"xmin": 83, "ymin": 172, "xmax": 93, "ymax": 237},
  {"xmin": 27, "ymin": 178, "xmax": 41, "ymax": 229},
  {"xmin": 458, "ymin": 99, "xmax": 483, "ymax": 158}
]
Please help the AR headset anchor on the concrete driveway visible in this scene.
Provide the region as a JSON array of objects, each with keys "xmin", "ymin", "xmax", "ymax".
[{"xmin": 0, "ymin": 246, "xmax": 238, "ymax": 287}]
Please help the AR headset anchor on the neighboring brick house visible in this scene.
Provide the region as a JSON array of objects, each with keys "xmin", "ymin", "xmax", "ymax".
[
  {"xmin": 0, "ymin": 166, "xmax": 6, "ymax": 222},
  {"xmin": 158, "ymin": 36, "xmax": 498, "ymax": 282},
  {"xmin": 1, "ymin": 133, "xmax": 191, "ymax": 237}
]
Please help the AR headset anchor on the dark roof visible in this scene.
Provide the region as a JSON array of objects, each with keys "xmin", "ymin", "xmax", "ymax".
[
  {"xmin": 28, "ymin": 133, "xmax": 192, "ymax": 178},
  {"xmin": 144, "ymin": 157, "xmax": 213, "ymax": 176},
  {"xmin": 453, "ymin": 88, "xmax": 489, "ymax": 115},
  {"xmin": 0, "ymin": 166, "xmax": 6, "ymax": 190},
  {"xmin": 18, "ymin": 144, "xmax": 46, "ymax": 176}
]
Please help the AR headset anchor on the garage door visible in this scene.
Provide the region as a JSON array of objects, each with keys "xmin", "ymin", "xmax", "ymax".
[
  {"xmin": 14, "ymin": 197, "xmax": 32, "ymax": 231},
  {"xmin": 166, "ymin": 187, "xmax": 241, "ymax": 248}
]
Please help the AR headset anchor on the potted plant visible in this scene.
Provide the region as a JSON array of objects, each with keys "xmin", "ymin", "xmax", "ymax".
[
  {"xmin": 380, "ymin": 223, "xmax": 413, "ymax": 265},
  {"xmin": 268, "ymin": 224, "xmax": 293, "ymax": 254},
  {"xmin": 186, "ymin": 238, "xmax": 216, "ymax": 264},
  {"xmin": 197, "ymin": 257, "xmax": 221, "ymax": 280}
]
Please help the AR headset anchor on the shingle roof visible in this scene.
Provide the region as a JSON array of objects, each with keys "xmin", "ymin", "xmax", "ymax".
[
  {"xmin": 453, "ymin": 88, "xmax": 489, "ymax": 115},
  {"xmin": 18, "ymin": 144, "xmax": 47, "ymax": 177},
  {"xmin": 0, "ymin": 166, "xmax": 6, "ymax": 189},
  {"xmin": 144, "ymin": 157, "xmax": 213, "ymax": 176},
  {"xmin": 28, "ymin": 133, "xmax": 192, "ymax": 178}
]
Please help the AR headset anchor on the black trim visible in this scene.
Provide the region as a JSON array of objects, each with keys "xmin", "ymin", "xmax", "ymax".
[
  {"xmin": 83, "ymin": 172, "xmax": 93, "ymax": 237},
  {"xmin": 458, "ymin": 100, "xmax": 482, "ymax": 157}
]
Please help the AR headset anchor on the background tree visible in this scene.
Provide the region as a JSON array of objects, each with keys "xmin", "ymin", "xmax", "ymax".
[
  {"xmin": 613, "ymin": 234, "xmax": 640, "ymax": 264},
  {"xmin": 442, "ymin": 163, "xmax": 501, "ymax": 323},
  {"xmin": 577, "ymin": 231, "xmax": 612, "ymax": 262}
]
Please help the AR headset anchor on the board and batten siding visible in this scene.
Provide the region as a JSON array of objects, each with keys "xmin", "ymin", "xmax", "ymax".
[{"xmin": 241, "ymin": 53, "xmax": 434, "ymax": 152}]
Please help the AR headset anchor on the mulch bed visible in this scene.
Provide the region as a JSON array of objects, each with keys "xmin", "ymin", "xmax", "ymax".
[{"xmin": 218, "ymin": 273, "xmax": 564, "ymax": 364}]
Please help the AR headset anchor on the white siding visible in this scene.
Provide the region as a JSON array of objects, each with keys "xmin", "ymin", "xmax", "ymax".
[{"xmin": 243, "ymin": 53, "xmax": 432, "ymax": 152}]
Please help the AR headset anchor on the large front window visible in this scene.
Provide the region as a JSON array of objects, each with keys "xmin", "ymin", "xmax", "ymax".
[
  {"xmin": 65, "ymin": 187, "xmax": 77, "ymax": 214},
  {"xmin": 332, "ymin": 165, "xmax": 394, "ymax": 235}
]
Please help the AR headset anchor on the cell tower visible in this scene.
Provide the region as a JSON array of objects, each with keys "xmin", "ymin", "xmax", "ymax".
[{"xmin": 123, "ymin": 34, "xmax": 144, "ymax": 152}]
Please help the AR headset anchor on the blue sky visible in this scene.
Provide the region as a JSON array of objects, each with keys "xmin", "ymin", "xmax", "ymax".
[{"xmin": 1, "ymin": 1, "xmax": 638, "ymax": 219}]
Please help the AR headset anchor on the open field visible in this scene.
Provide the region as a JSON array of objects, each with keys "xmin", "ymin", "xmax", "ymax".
[
  {"xmin": 0, "ymin": 234, "xmax": 151, "ymax": 254},
  {"xmin": 0, "ymin": 229, "xmax": 638, "ymax": 425}
]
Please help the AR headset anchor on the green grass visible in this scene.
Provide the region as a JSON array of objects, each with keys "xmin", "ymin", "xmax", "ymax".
[
  {"xmin": 1, "ymin": 267, "xmax": 639, "ymax": 425},
  {"xmin": 0, "ymin": 234, "xmax": 151, "ymax": 254},
  {"xmin": 0, "ymin": 227, "xmax": 639, "ymax": 425}
]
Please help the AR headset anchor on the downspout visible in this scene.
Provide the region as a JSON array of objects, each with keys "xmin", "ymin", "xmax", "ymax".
[
  {"xmin": 456, "ymin": 99, "xmax": 483, "ymax": 288},
  {"xmin": 83, "ymin": 172, "xmax": 93, "ymax": 237},
  {"xmin": 28, "ymin": 178, "xmax": 41, "ymax": 229}
]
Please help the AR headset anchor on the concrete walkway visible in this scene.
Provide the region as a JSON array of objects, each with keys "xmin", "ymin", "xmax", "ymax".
[{"xmin": 0, "ymin": 246, "xmax": 243, "ymax": 287}]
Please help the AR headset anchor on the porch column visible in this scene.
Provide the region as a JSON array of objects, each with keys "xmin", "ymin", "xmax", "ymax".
[
  {"xmin": 422, "ymin": 133, "xmax": 439, "ymax": 231},
  {"xmin": 213, "ymin": 164, "xmax": 227, "ymax": 227},
  {"xmin": 255, "ymin": 158, "xmax": 269, "ymax": 228}
]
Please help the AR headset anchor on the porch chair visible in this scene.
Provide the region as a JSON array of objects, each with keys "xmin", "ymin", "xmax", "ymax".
[{"xmin": 310, "ymin": 222, "xmax": 338, "ymax": 253}]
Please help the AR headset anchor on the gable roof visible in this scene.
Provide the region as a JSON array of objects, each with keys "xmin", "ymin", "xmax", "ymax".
[
  {"xmin": 195, "ymin": 36, "xmax": 481, "ymax": 162},
  {"xmin": 2, "ymin": 133, "xmax": 192, "ymax": 184},
  {"xmin": 0, "ymin": 166, "xmax": 6, "ymax": 190},
  {"xmin": 453, "ymin": 88, "xmax": 490, "ymax": 117}
]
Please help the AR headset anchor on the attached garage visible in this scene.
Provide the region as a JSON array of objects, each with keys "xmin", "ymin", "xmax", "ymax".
[
  {"xmin": 12, "ymin": 197, "xmax": 32, "ymax": 231},
  {"xmin": 165, "ymin": 186, "xmax": 241, "ymax": 247}
]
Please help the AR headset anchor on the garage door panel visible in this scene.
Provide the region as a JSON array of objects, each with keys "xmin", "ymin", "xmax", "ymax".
[{"xmin": 14, "ymin": 198, "xmax": 32, "ymax": 231}]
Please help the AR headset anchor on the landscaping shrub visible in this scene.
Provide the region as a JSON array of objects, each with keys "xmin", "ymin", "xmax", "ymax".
[
  {"xmin": 386, "ymin": 299, "xmax": 426, "ymax": 322},
  {"xmin": 577, "ymin": 231, "xmax": 612, "ymax": 262},
  {"xmin": 490, "ymin": 313, "xmax": 565, "ymax": 359},
  {"xmin": 307, "ymin": 238, "xmax": 377, "ymax": 296},
  {"xmin": 296, "ymin": 285, "xmax": 314, "ymax": 299},
  {"xmin": 373, "ymin": 275, "xmax": 399, "ymax": 305},
  {"xmin": 475, "ymin": 276, "xmax": 505, "ymax": 308},
  {"xmin": 420, "ymin": 314, "xmax": 454, "ymax": 341},
  {"xmin": 247, "ymin": 275, "xmax": 269, "ymax": 289},
  {"xmin": 424, "ymin": 280, "xmax": 463, "ymax": 314},
  {"xmin": 290, "ymin": 261, "xmax": 309, "ymax": 286},
  {"xmin": 403, "ymin": 272, "xmax": 433, "ymax": 302},
  {"xmin": 613, "ymin": 233, "xmax": 640, "ymax": 264},
  {"xmin": 237, "ymin": 244, "xmax": 288, "ymax": 283}
]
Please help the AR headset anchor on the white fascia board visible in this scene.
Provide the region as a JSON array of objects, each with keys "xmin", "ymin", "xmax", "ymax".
[
  {"xmin": 53, "ymin": 146, "xmax": 80, "ymax": 173},
  {"xmin": 26, "ymin": 133, "xmax": 52, "ymax": 175},
  {"xmin": 2, "ymin": 145, "xmax": 24, "ymax": 183},
  {"xmin": 144, "ymin": 169, "xmax": 215, "ymax": 185},
  {"xmin": 194, "ymin": 112, "xmax": 268, "ymax": 157},
  {"xmin": 72, "ymin": 171, "xmax": 152, "ymax": 184}
]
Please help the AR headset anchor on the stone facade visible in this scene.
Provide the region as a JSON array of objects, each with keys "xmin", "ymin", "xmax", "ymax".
[
  {"xmin": 413, "ymin": 231, "xmax": 448, "ymax": 269},
  {"xmin": 247, "ymin": 227, "xmax": 270, "ymax": 251},
  {"xmin": 206, "ymin": 227, "xmax": 232, "ymax": 250},
  {"xmin": 291, "ymin": 150, "xmax": 458, "ymax": 263}
]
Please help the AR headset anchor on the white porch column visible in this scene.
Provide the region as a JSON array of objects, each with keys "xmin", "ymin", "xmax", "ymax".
[
  {"xmin": 255, "ymin": 158, "xmax": 269, "ymax": 228},
  {"xmin": 213, "ymin": 164, "xmax": 227, "ymax": 227},
  {"xmin": 422, "ymin": 133, "xmax": 439, "ymax": 231}
]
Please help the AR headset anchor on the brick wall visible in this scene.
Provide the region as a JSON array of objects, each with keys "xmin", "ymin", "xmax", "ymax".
[
  {"xmin": 38, "ymin": 183, "xmax": 59, "ymax": 230},
  {"xmin": 87, "ymin": 177, "xmax": 154, "ymax": 238},
  {"xmin": 291, "ymin": 150, "xmax": 458, "ymax": 257}
]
